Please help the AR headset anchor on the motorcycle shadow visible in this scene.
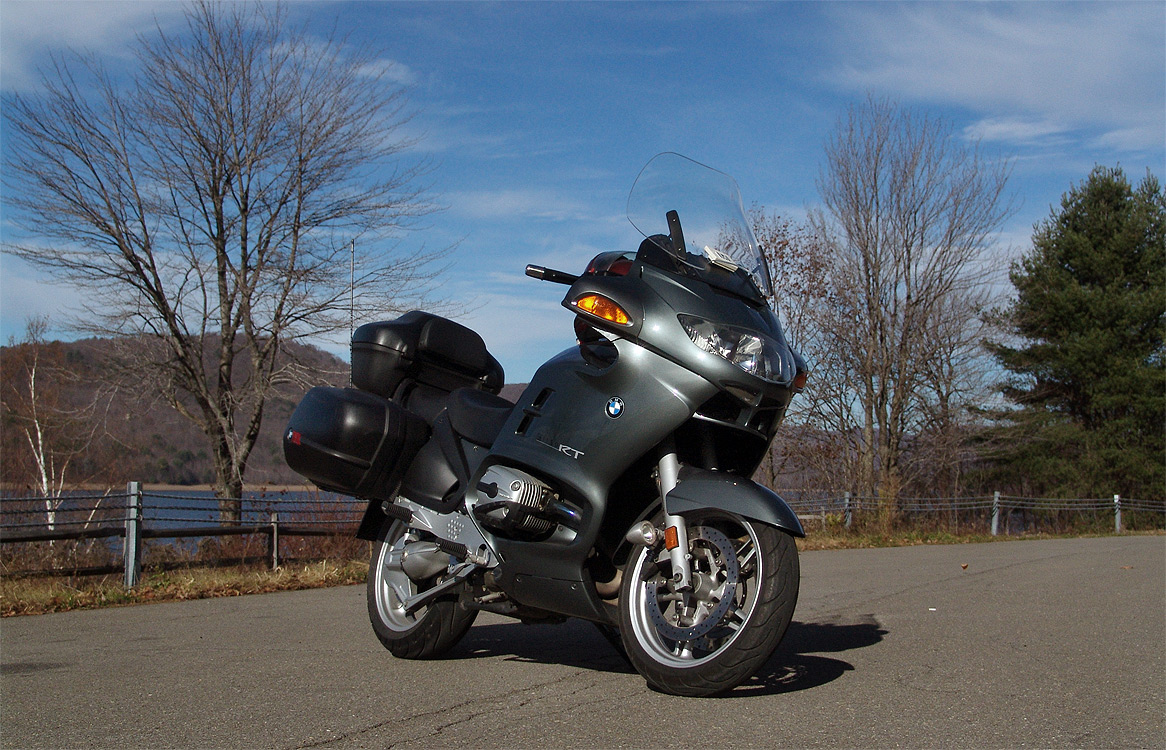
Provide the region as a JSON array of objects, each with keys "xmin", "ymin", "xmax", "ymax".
[
  {"xmin": 730, "ymin": 614, "xmax": 887, "ymax": 698},
  {"xmin": 452, "ymin": 613, "xmax": 887, "ymax": 696},
  {"xmin": 455, "ymin": 617, "xmax": 636, "ymax": 674}
]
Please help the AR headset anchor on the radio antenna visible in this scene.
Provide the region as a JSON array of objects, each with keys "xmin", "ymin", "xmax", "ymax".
[{"xmin": 349, "ymin": 239, "xmax": 355, "ymax": 340}]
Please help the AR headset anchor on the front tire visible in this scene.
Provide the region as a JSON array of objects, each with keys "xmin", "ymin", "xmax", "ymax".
[
  {"xmin": 618, "ymin": 511, "xmax": 799, "ymax": 696},
  {"xmin": 367, "ymin": 519, "xmax": 477, "ymax": 659}
]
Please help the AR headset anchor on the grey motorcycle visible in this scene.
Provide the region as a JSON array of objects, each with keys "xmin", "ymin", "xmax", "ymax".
[{"xmin": 284, "ymin": 152, "xmax": 807, "ymax": 696}]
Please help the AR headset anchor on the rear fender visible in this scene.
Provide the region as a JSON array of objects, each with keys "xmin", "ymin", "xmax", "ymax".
[{"xmin": 664, "ymin": 467, "xmax": 805, "ymax": 538}]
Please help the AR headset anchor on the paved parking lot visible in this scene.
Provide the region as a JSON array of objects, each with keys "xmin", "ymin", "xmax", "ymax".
[{"xmin": 2, "ymin": 535, "xmax": 1163, "ymax": 749}]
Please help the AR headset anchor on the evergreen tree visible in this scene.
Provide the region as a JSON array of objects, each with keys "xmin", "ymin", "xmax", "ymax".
[{"xmin": 986, "ymin": 166, "xmax": 1165, "ymax": 500}]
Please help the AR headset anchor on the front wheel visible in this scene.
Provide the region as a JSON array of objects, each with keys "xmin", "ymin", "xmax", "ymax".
[
  {"xmin": 367, "ymin": 519, "xmax": 477, "ymax": 659},
  {"xmin": 618, "ymin": 511, "xmax": 799, "ymax": 696}
]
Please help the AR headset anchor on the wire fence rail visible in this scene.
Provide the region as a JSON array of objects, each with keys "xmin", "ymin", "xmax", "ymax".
[
  {"xmin": 0, "ymin": 483, "xmax": 365, "ymax": 586},
  {"xmin": 2, "ymin": 483, "xmax": 1163, "ymax": 586},
  {"xmin": 783, "ymin": 491, "xmax": 1165, "ymax": 535}
]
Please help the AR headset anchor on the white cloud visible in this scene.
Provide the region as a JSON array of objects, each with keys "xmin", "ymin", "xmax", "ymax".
[
  {"xmin": 356, "ymin": 57, "xmax": 419, "ymax": 87},
  {"xmin": 825, "ymin": 3, "xmax": 1165, "ymax": 152},
  {"xmin": 0, "ymin": 1, "xmax": 184, "ymax": 91},
  {"xmin": 446, "ymin": 189, "xmax": 593, "ymax": 222},
  {"xmin": 1091, "ymin": 125, "xmax": 1165, "ymax": 154},
  {"xmin": 0, "ymin": 257, "xmax": 83, "ymax": 342},
  {"xmin": 963, "ymin": 117, "xmax": 1072, "ymax": 147},
  {"xmin": 453, "ymin": 286, "xmax": 572, "ymax": 383}
]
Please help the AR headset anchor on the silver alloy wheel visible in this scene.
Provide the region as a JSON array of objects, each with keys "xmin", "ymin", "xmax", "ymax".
[
  {"xmin": 371, "ymin": 523, "xmax": 426, "ymax": 632},
  {"xmin": 626, "ymin": 515, "xmax": 763, "ymax": 667}
]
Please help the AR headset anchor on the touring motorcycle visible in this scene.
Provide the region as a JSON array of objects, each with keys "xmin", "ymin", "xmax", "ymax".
[{"xmin": 284, "ymin": 152, "xmax": 807, "ymax": 696}]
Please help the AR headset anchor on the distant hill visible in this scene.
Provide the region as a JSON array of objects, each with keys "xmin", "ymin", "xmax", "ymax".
[
  {"xmin": 1, "ymin": 337, "xmax": 347, "ymax": 489},
  {"xmin": 499, "ymin": 383, "xmax": 527, "ymax": 403},
  {"xmin": 1, "ymin": 336, "xmax": 528, "ymax": 490}
]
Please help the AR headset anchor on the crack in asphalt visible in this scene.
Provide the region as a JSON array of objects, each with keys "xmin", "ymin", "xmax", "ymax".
[{"xmin": 286, "ymin": 657, "xmax": 635, "ymax": 750}]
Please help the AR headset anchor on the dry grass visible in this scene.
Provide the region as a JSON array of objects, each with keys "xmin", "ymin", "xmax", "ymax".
[
  {"xmin": 796, "ymin": 525, "xmax": 1163, "ymax": 551},
  {"xmin": 3, "ymin": 526, "xmax": 1161, "ymax": 617},
  {"xmin": 1, "ymin": 557, "xmax": 369, "ymax": 617}
]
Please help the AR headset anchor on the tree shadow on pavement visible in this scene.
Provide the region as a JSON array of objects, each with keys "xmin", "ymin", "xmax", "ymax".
[{"xmin": 450, "ymin": 612, "xmax": 887, "ymax": 695}]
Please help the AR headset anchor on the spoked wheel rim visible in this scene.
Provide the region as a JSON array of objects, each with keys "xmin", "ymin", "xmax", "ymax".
[
  {"xmin": 372, "ymin": 522, "xmax": 426, "ymax": 632},
  {"xmin": 626, "ymin": 514, "xmax": 763, "ymax": 668}
]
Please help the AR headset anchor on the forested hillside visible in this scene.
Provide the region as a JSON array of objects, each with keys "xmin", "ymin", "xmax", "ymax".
[{"xmin": 1, "ymin": 337, "xmax": 348, "ymax": 489}]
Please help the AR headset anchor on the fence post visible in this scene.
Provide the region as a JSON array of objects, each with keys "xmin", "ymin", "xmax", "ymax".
[
  {"xmin": 269, "ymin": 512, "xmax": 279, "ymax": 569},
  {"xmin": 1114, "ymin": 494, "xmax": 1121, "ymax": 533},
  {"xmin": 124, "ymin": 481, "xmax": 142, "ymax": 588},
  {"xmin": 844, "ymin": 492, "xmax": 852, "ymax": 529},
  {"xmin": 991, "ymin": 491, "xmax": 1000, "ymax": 536}
]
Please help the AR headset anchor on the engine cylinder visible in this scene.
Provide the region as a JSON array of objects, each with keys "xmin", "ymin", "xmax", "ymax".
[{"xmin": 472, "ymin": 466, "xmax": 556, "ymax": 539}]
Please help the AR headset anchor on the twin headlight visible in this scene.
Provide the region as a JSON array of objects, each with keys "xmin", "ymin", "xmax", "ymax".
[{"xmin": 678, "ymin": 314, "xmax": 797, "ymax": 385}]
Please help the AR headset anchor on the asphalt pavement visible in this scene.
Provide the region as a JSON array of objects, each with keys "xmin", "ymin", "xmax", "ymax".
[{"xmin": 2, "ymin": 535, "xmax": 1163, "ymax": 749}]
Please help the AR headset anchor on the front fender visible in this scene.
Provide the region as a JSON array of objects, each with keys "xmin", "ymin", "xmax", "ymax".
[{"xmin": 664, "ymin": 467, "xmax": 805, "ymax": 538}]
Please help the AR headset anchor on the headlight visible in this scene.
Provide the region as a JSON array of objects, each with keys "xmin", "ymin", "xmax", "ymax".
[{"xmin": 678, "ymin": 314, "xmax": 795, "ymax": 384}]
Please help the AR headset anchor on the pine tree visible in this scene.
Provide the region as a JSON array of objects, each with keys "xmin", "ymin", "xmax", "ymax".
[{"xmin": 986, "ymin": 166, "xmax": 1165, "ymax": 500}]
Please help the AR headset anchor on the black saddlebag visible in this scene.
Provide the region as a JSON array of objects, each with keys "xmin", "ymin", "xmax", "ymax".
[
  {"xmin": 351, "ymin": 311, "xmax": 504, "ymax": 423},
  {"xmin": 283, "ymin": 386, "xmax": 429, "ymax": 500}
]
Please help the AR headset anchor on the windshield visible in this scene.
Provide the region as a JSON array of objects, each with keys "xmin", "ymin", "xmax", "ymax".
[{"xmin": 627, "ymin": 152, "xmax": 771, "ymax": 298}]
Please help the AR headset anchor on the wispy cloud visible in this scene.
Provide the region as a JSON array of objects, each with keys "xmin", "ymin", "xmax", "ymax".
[
  {"xmin": 357, "ymin": 57, "xmax": 419, "ymax": 87},
  {"xmin": 824, "ymin": 3, "xmax": 1164, "ymax": 152},
  {"xmin": 0, "ymin": 257, "xmax": 86, "ymax": 341},
  {"xmin": 445, "ymin": 189, "xmax": 593, "ymax": 222},
  {"xmin": 963, "ymin": 118, "xmax": 1072, "ymax": 148},
  {"xmin": 0, "ymin": 1, "xmax": 184, "ymax": 91}
]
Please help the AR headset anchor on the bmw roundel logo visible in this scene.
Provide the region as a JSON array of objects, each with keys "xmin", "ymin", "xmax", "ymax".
[{"xmin": 605, "ymin": 397, "xmax": 625, "ymax": 419}]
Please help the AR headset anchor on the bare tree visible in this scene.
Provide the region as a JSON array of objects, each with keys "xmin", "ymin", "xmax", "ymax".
[
  {"xmin": 809, "ymin": 96, "xmax": 1013, "ymax": 510},
  {"xmin": 753, "ymin": 207, "xmax": 873, "ymax": 497},
  {"xmin": 3, "ymin": 3, "xmax": 443, "ymax": 519},
  {"xmin": 0, "ymin": 319, "xmax": 110, "ymax": 527}
]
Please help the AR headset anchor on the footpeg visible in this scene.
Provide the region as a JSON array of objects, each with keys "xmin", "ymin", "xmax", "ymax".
[{"xmin": 402, "ymin": 562, "xmax": 477, "ymax": 614}]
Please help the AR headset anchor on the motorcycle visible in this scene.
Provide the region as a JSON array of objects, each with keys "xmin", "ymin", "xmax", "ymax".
[{"xmin": 284, "ymin": 152, "xmax": 807, "ymax": 696}]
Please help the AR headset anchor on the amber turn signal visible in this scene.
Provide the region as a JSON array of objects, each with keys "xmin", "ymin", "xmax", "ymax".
[
  {"xmin": 793, "ymin": 370, "xmax": 809, "ymax": 391},
  {"xmin": 573, "ymin": 293, "xmax": 632, "ymax": 326}
]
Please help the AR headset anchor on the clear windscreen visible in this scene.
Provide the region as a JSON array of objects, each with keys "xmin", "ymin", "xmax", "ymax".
[{"xmin": 627, "ymin": 152, "xmax": 771, "ymax": 297}]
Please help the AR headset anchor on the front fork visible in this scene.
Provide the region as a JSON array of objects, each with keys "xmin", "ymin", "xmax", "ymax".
[{"xmin": 657, "ymin": 449, "xmax": 693, "ymax": 591}]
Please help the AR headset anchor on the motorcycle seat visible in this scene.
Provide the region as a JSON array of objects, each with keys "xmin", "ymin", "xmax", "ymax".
[{"xmin": 446, "ymin": 387, "xmax": 515, "ymax": 447}]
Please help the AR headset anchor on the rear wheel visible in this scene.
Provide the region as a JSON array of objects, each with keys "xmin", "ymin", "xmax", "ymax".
[
  {"xmin": 618, "ymin": 510, "xmax": 799, "ymax": 696},
  {"xmin": 367, "ymin": 519, "xmax": 477, "ymax": 659}
]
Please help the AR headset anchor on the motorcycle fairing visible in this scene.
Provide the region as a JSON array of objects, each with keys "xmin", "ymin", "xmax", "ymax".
[
  {"xmin": 475, "ymin": 338, "xmax": 717, "ymax": 619},
  {"xmin": 664, "ymin": 466, "xmax": 805, "ymax": 538}
]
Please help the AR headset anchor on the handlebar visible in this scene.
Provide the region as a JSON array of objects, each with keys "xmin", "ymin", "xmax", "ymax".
[{"xmin": 525, "ymin": 264, "xmax": 579, "ymax": 285}]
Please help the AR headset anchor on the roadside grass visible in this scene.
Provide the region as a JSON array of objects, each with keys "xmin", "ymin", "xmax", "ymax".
[
  {"xmin": 797, "ymin": 528, "xmax": 999, "ymax": 550},
  {"xmin": 2, "ymin": 526, "xmax": 1161, "ymax": 617},
  {"xmin": 1, "ymin": 558, "xmax": 368, "ymax": 617}
]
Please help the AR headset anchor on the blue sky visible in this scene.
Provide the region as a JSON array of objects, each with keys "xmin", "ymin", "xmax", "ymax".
[{"xmin": 2, "ymin": 1, "xmax": 1163, "ymax": 382}]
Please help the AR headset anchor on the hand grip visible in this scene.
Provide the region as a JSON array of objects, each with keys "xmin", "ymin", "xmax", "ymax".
[{"xmin": 525, "ymin": 264, "xmax": 579, "ymax": 285}]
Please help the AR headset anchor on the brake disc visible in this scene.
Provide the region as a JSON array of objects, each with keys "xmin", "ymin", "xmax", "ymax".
[{"xmin": 644, "ymin": 526, "xmax": 739, "ymax": 641}]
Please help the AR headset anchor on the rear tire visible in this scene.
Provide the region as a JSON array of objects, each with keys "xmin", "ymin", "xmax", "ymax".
[
  {"xmin": 366, "ymin": 519, "xmax": 477, "ymax": 659},
  {"xmin": 618, "ymin": 510, "xmax": 799, "ymax": 696}
]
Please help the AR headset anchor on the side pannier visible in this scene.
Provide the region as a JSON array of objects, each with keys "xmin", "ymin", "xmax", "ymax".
[{"xmin": 283, "ymin": 386, "xmax": 429, "ymax": 500}]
